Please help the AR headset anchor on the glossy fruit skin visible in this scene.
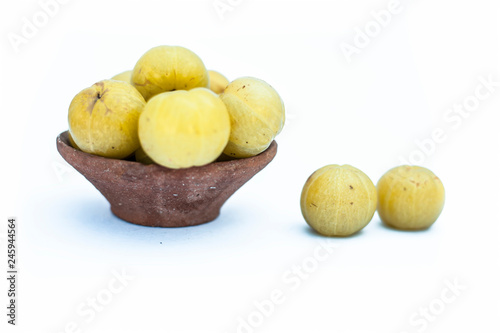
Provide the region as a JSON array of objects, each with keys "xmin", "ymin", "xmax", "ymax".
[
  {"xmin": 68, "ymin": 80, "xmax": 146, "ymax": 159},
  {"xmin": 138, "ymin": 88, "xmax": 230, "ymax": 169},
  {"xmin": 131, "ymin": 46, "xmax": 209, "ymax": 101},
  {"xmin": 111, "ymin": 70, "xmax": 132, "ymax": 82},
  {"xmin": 220, "ymin": 77, "xmax": 285, "ymax": 158},
  {"xmin": 301, "ymin": 165, "xmax": 377, "ymax": 236},
  {"xmin": 377, "ymin": 166, "xmax": 445, "ymax": 230},
  {"xmin": 208, "ymin": 70, "xmax": 229, "ymax": 94}
]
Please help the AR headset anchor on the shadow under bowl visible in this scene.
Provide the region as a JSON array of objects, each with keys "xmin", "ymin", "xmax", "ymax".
[{"xmin": 56, "ymin": 131, "xmax": 277, "ymax": 227}]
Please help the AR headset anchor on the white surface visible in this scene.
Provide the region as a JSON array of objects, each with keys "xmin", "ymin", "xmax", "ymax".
[{"xmin": 1, "ymin": 0, "xmax": 500, "ymax": 332}]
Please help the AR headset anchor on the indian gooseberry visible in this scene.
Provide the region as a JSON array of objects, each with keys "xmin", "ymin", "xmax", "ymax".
[
  {"xmin": 131, "ymin": 45, "xmax": 209, "ymax": 101},
  {"xmin": 301, "ymin": 165, "xmax": 377, "ymax": 236},
  {"xmin": 68, "ymin": 80, "xmax": 146, "ymax": 159},
  {"xmin": 138, "ymin": 88, "xmax": 230, "ymax": 169},
  {"xmin": 111, "ymin": 70, "xmax": 132, "ymax": 82},
  {"xmin": 377, "ymin": 166, "xmax": 445, "ymax": 230},
  {"xmin": 68, "ymin": 132, "xmax": 80, "ymax": 150},
  {"xmin": 220, "ymin": 77, "xmax": 285, "ymax": 158},
  {"xmin": 208, "ymin": 70, "xmax": 229, "ymax": 94}
]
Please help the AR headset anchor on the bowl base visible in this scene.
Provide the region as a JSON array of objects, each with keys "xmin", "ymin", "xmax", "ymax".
[{"xmin": 57, "ymin": 131, "xmax": 277, "ymax": 228}]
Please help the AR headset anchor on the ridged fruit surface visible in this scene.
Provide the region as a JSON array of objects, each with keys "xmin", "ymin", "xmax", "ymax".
[
  {"xmin": 131, "ymin": 45, "xmax": 209, "ymax": 101},
  {"xmin": 377, "ymin": 166, "xmax": 445, "ymax": 230},
  {"xmin": 138, "ymin": 88, "xmax": 230, "ymax": 169},
  {"xmin": 301, "ymin": 165, "xmax": 377, "ymax": 236},
  {"xmin": 68, "ymin": 80, "xmax": 146, "ymax": 159},
  {"xmin": 220, "ymin": 77, "xmax": 285, "ymax": 158}
]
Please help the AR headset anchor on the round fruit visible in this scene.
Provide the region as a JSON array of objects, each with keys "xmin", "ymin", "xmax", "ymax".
[
  {"xmin": 68, "ymin": 80, "xmax": 146, "ymax": 159},
  {"xmin": 68, "ymin": 132, "xmax": 80, "ymax": 150},
  {"xmin": 220, "ymin": 77, "xmax": 285, "ymax": 158},
  {"xmin": 138, "ymin": 88, "xmax": 230, "ymax": 169},
  {"xmin": 301, "ymin": 165, "xmax": 377, "ymax": 236},
  {"xmin": 131, "ymin": 45, "xmax": 209, "ymax": 101},
  {"xmin": 208, "ymin": 70, "xmax": 229, "ymax": 94},
  {"xmin": 111, "ymin": 70, "xmax": 132, "ymax": 82},
  {"xmin": 377, "ymin": 166, "xmax": 445, "ymax": 230}
]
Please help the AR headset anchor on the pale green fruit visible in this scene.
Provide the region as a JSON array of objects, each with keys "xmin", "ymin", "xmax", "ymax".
[
  {"xmin": 301, "ymin": 165, "xmax": 377, "ymax": 236},
  {"xmin": 220, "ymin": 77, "xmax": 285, "ymax": 158},
  {"xmin": 111, "ymin": 70, "xmax": 132, "ymax": 82},
  {"xmin": 208, "ymin": 70, "xmax": 229, "ymax": 94},
  {"xmin": 131, "ymin": 45, "xmax": 209, "ymax": 101},
  {"xmin": 138, "ymin": 88, "xmax": 230, "ymax": 169},
  {"xmin": 68, "ymin": 80, "xmax": 146, "ymax": 159},
  {"xmin": 377, "ymin": 166, "xmax": 445, "ymax": 230}
]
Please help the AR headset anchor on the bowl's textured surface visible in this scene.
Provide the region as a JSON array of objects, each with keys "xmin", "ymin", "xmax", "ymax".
[{"xmin": 56, "ymin": 131, "xmax": 277, "ymax": 227}]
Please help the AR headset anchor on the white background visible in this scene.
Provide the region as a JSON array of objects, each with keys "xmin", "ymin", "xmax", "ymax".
[{"xmin": 1, "ymin": 0, "xmax": 500, "ymax": 332}]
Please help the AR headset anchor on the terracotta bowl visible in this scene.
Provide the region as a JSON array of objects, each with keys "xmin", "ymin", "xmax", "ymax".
[{"xmin": 56, "ymin": 131, "xmax": 277, "ymax": 227}]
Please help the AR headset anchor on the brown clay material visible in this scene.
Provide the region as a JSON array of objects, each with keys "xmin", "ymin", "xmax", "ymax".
[{"xmin": 56, "ymin": 131, "xmax": 277, "ymax": 227}]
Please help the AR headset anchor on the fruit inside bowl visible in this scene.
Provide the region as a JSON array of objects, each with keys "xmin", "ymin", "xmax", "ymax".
[
  {"xmin": 56, "ymin": 131, "xmax": 277, "ymax": 227},
  {"xmin": 59, "ymin": 45, "xmax": 285, "ymax": 227}
]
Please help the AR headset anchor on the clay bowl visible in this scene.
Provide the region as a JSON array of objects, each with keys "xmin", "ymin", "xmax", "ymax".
[{"xmin": 56, "ymin": 131, "xmax": 277, "ymax": 227}]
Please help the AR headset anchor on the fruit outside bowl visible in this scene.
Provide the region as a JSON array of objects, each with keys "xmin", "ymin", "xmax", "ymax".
[{"xmin": 56, "ymin": 131, "xmax": 277, "ymax": 227}]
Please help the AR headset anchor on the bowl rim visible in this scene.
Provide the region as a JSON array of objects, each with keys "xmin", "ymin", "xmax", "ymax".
[{"xmin": 57, "ymin": 130, "xmax": 278, "ymax": 172}]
